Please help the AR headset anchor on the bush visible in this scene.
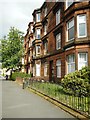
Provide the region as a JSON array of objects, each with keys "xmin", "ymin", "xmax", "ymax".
[
  {"xmin": 10, "ymin": 72, "xmax": 32, "ymax": 81},
  {"xmin": 61, "ymin": 66, "xmax": 90, "ymax": 96}
]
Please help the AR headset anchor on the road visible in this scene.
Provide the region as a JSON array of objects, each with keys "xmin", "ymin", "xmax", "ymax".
[{"xmin": 2, "ymin": 81, "xmax": 77, "ymax": 119}]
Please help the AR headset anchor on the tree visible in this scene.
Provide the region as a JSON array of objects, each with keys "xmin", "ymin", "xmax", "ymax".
[{"xmin": 1, "ymin": 27, "xmax": 24, "ymax": 70}]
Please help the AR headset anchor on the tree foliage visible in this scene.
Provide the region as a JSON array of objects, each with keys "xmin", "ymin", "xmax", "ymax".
[{"xmin": 1, "ymin": 27, "xmax": 24, "ymax": 69}]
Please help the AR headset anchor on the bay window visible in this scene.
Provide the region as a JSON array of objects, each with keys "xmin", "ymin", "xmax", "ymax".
[
  {"xmin": 67, "ymin": 54, "xmax": 75, "ymax": 74},
  {"xmin": 77, "ymin": 14, "xmax": 87, "ymax": 38},
  {"xmin": 78, "ymin": 53, "xmax": 88, "ymax": 70}
]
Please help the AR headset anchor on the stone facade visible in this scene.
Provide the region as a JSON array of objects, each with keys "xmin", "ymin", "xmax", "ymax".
[{"xmin": 24, "ymin": 1, "xmax": 90, "ymax": 82}]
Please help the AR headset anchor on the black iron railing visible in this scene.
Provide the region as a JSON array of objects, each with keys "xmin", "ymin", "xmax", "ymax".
[{"xmin": 23, "ymin": 79, "xmax": 90, "ymax": 118}]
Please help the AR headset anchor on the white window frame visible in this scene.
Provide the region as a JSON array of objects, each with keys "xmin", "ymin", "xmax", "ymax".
[
  {"xmin": 67, "ymin": 18, "xmax": 74, "ymax": 41},
  {"xmin": 56, "ymin": 33, "xmax": 61, "ymax": 50},
  {"xmin": 36, "ymin": 13, "xmax": 40, "ymax": 22},
  {"xmin": 67, "ymin": 54, "xmax": 75, "ymax": 74},
  {"xmin": 36, "ymin": 64, "xmax": 40, "ymax": 76},
  {"xmin": 78, "ymin": 53, "xmax": 88, "ymax": 70},
  {"xmin": 56, "ymin": 9, "xmax": 60, "ymax": 25},
  {"xmin": 77, "ymin": 14, "xmax": 87, "ymax": 38},
  {"xmin": 56, "ymin": 60, "xmax": 61, "ymax": 78}
]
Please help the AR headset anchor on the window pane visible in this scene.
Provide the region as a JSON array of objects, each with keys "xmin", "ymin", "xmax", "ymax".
[
  {"xmin": 36, "ymin": 13, "xmax": 40, "ymax": 22},
  {"xmin": 68, "ymin": 19, "xmax": 74, "ymax": 28},
  {"xmin": 36, "ymin": 45, "xmax": 40, "ymax": 54},
  {"xmin": 56, "ymin": 60, "xmax": 61, "ymax": 77},
  {"xmin": 36, "ymin": 64, "xmax": 40, "ymax": 76},
  {"xmin": 79, "ymin": 23, "xmax": 85, "ymax": 36},
  {"xmin": 78, "ymin": 53, "xmax": 88, "ymax": 70},
  {"xmin": 79, "ymin": 15, "xmax": 86, "ymax": 23},
  {"xmin": 67, "ymin": 54, "xmax": 75, "ymax": 74},
  {"xmin": 67, "ymin": 18, "xmax": 74, "ymax": 41},
  {"xmin": 68, "ymin": 2, "xmax": 73, "ymax": 7},
  {"xmin": 68, "ymin": 26, "xmax": 74, "ymax": 40},
  {"xmin": 44, "ymin": 63, "xmax": 47, "ymax": 76},
  {"xmin": 57, "ymin": 66, "xmax": 61, "ymax": 77},
  {"xmin": 44, "ymin": 8, "xmax": 47, "ymax": 16},
  {"xmin": 56, "ymin": 9, "xmax": 60, "ymax": 25},
  {"xmin": 56, "ymin": 60, "xmax": 61, "ymax": 65},
  {"xmin": 77, "ymin": 14, "xmax": 87, "ymax": 37},
  {"xmin": 36, "ymin": 29, "xmax": 40, "ymax": 39},
  {"xmin": 56, "ymin": 33, "xmax": 61, "ymax": 49}
]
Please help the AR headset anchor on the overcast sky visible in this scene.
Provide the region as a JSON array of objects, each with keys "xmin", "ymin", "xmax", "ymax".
[{"xmin": 0, "ymin": 0, "xmax": 45, "ymax": 38}]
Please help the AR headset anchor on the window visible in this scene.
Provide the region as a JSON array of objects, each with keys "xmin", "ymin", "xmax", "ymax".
[
  {"xmin": 67, "ymin": 18, "xmax": 74, "ymax": 41},
  {"xmin": 44, "ymin": 7, "xmax": 47, "ymax": 16},
  {"xmin": 36, "ymin": 13, "xmax": 40, "ymax": 22},
  {"xmin": 44, "ymin": 42, "xmax": 48, "ymax": 54},
  {"xmin": 36, "ymin": 45, "xmax": 40, "ymax": 55},
  {"xmin": 56, "ymin": 0, "xmax": 59, "ymax": 2},
  {"xmin": 36, "ymin": 64, "xmax": 40, "ymax": 76},
  {"xmin": 56, "ymin": 33, "xmax": 61, "ymax": 50},
  {"xmin": 78, "ymin": 53, "xmax": 88, "ymax": 70},
  {"xmin": 33, "ymin": 65, "xmax": 35, "ymax": 76},
  {"xmin": 56, "ymin": 60, "xmax": 61, "ymax": 78},
  {"xmin": 44, "ymin": 63, "xmax": 48, "ymax": 76},
  {"xmin": 56, "ymin": 9, "xmax": 60, "ymax": 25},
  {"xmin": 36, "ymin": 29, "xmax": 40, "ymax": 39},
  {"xmin": 44, "ymin": 25, "xmax": 47, "ymax": 35},
  {"xmin": 33, "ymin": 48, "xmax": 36, "ymax": 57},
  {"xmin": 66, "ymin": 0, "xmax": 73, "ymax": 9},
  {"xmin": 67, "ymin": 54, "xmax": 75, "ymax": 74},
  {"xmin": 77, "ymin": 14, "xmax": 87, "ymax": 38}
]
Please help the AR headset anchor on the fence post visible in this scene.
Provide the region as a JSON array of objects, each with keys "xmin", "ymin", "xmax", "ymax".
[{"xmin": 22, "ymin": 78, "xmax": 25, "ymax": 89}]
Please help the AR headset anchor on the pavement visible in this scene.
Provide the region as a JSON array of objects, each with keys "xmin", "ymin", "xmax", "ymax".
[
  {"xmin": 2, "ymin": 81, "xmax": 78, "ymax": 119},
  {"xmin": 0, "ymin": 77, "xmax": 2, "ymax": 120}
]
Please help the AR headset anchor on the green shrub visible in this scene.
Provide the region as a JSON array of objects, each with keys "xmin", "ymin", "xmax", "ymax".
[
  {"xmin": 10, "ymin": 72, "xmax": 31, "ymax": 81},
  {"xmin": 61, "ymin": 66, "xmax": 90, "ymax": 97}
]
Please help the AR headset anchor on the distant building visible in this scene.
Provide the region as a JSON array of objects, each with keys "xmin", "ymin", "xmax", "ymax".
[{"xmin": 24, "ymin": 1, "xmax": 90, "ymax": 82}]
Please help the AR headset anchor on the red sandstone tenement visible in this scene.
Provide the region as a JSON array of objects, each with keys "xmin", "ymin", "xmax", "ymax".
[{"xmin": 23, "ymin": 1, "xmax": 90, "ymax": 82}]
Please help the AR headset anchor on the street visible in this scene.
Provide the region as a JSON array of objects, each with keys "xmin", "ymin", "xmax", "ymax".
[{"xmin": 2, "ymin": 81, "xmax": 77, "ymax": 119}]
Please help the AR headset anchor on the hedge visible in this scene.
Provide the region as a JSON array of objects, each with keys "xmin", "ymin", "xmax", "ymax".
[
  {"xmin": 61, "ymin": 66, "xmax": 90, "ymax": 97},
  {"xmin": 10, "ymin": 72, "xmax": 32, "ymax": 81}
]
